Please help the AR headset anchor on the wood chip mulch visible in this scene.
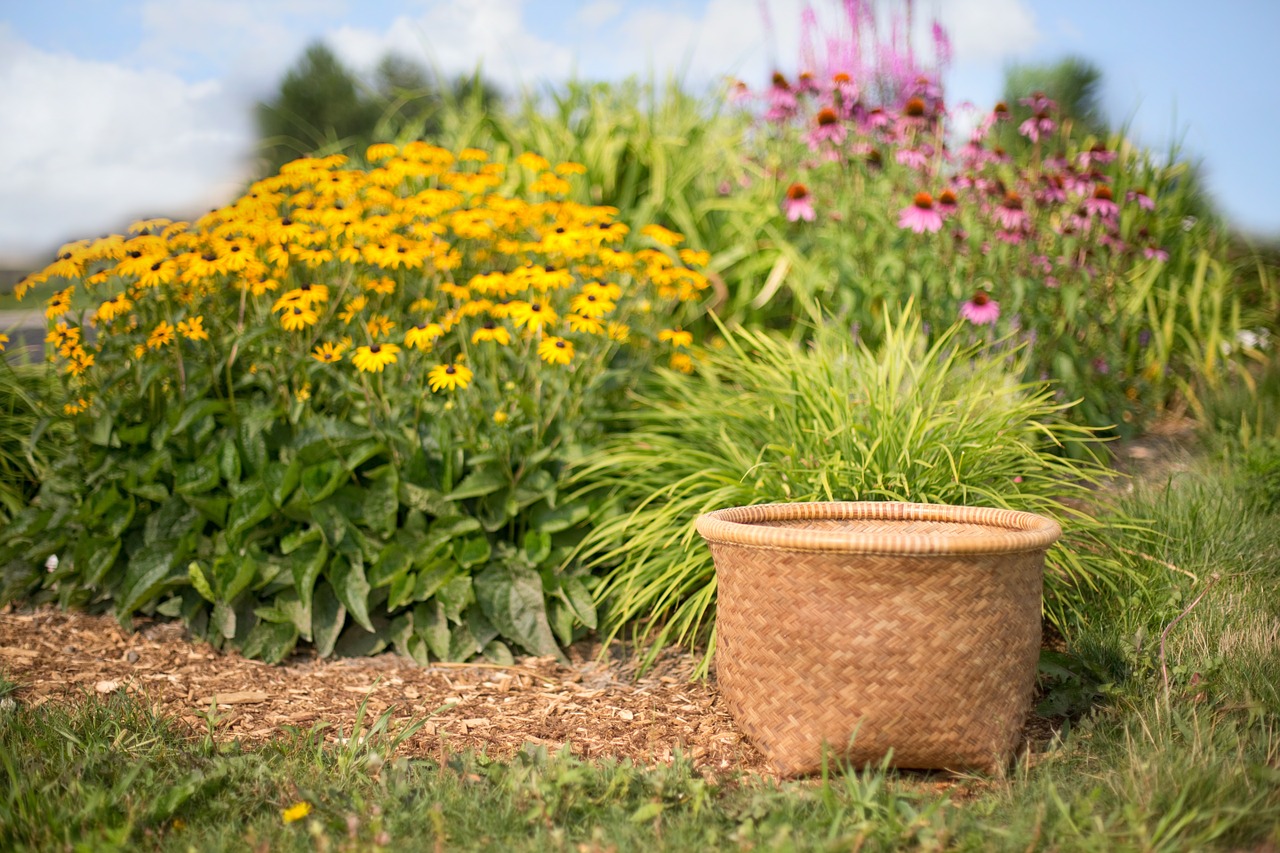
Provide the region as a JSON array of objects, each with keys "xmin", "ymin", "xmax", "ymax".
[{"xmin": 0, "ymin": 605, "xmax": 768, "ymax": 774}]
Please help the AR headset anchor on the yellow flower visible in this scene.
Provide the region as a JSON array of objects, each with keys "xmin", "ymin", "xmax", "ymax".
[
  {"xmin": 507, "ymin": 300, "xmax": 558, "ymax": 333},
  {"xmin": 364, "ymin": 276, "xmax": 397, "ymax": 295},
  {"xmin": 458, "ymin": 147, "xmax": 489, "ymax": 162},
  {"xmin": 554, "ymin": 161, "xmax": 587, "ymax": 176},
  {"xmin": 280, "ymin": 305, "xmax": 319, "ymax": 331},
  {"xmin": 147, "ymin": 321, "xmax": 175, "ymax": 349},
  {"xmin": 351, "ymin": 343, "xmax": 400, "ymax": 373},
  {"xmin": 366, "ymin": 314, "xmax": 395, "ymax": 338},
  {"xmin": 537, "ymin": 336, "xmax": 574, "ymax": 365},
  {"xmin": 47, "ymin": 322, "xmax": 81, "ymax": 353},
  {"xmin": 471, "ymin": 321, "xmax": 511, "ymax": 346},
  {"xmin": 178, "ymin": 316, "xmax": 209, "ymax": 341},
  {"xmin": 338, "ymin": 295, "xmax": 368, "ymax": 323},
  {"xmin": 428, "ymin": 362, "xmax": 473, "ymax": 392},
  {"xmin": 670, "ymin": 352, "xmax": 694, "ymax": 373},
  {"xmin": 493, "ymin": 410, "xmax": 509, "ymax": 425},
  {"xmin": 569, "ymin": 291, "xmax": 614, "ymax": 318},
  {"xmin": 658, "ymin": 328, "xmax": 693, "ymax": 348},
  {"xmin": 679, "ymin": 248, "xmax": 711, "ymax": 267},
  {"xmin": 93, "ymin": 293, "xmax": 133, "ymax": 324},
  {"xmin": 640, "ymin": 223, "xmax": 685, "ymax": 247},
  {"xmin": 295, "ymin": 382, "xmax": 311, "ymax": 402},
  {"xmin": 272, "ymin": 283, "xmax": 329, "ymax": 312},
  {"xmin": 63, "ymin": 397, "xmax": 90, "ymax": 415},
  {"xmin": 565, "ymin": 314, "xmax": 604, "ymax": 335},
  {"xmin": 46, "ymin": 286, "xmax": 74, "ymax": 319},
  {"xmin": 366, "ymin": 142, "xmax": 399, "ymax": 162},
  {"xmin": 138, "ymin": 258, "xmax": 177, "ymax": 288},
  {"xmin": 311, "ymin": 342, "xmax": 345, "ymax": 363},
  {"xmin": 516, "ymin": 151, "xmax": 550, "ymax": 172},
  {"xmin": 0, "ymin": 333, "xmax": 7, "ymax": 352},
  {"xmin": 282, "ymin": 801, "xmax": 311, "ymax": 824},
  {"xmin": 404, "ymin": 322, "xmax": 443, "ymax": 351},
  {"xmin": 66, "ymin": 349, "xmax": 95, "ymax": 376},
  {"xmin": 607, "ymin": 321, "xmax": 631, "ymax": 342}
]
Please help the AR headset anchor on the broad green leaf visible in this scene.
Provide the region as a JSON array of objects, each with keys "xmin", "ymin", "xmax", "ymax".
[
  {"xmin": 389, "ymin": 613, "xmax": 414, "ymax": 658},
  {"xmin": 263, "ymin": 459, "xmax": 302, "ymax": 508},
  {"xmin": 223, "ymin": 553, "xmax": 260, "ymax": 602},
  {"xmin": 126, "ymin": 482, "xmax": 169, "ymax": 503},
  {"xmin": 482, "ymin": 640, "xmax": 514, "ymax": 665},
  {"xmin": 529, "ymin": 501, "xmax": 590, "ymax": 534},
  {"xmin": 425, "ymin": 515, "xmax": 482, "ymax": 551},
  {"xmin": 299, "ymin": 460, "xmax": 346, "ymax": 505},
  {"xmin": 399, "ymin": 481, "xmax": 450, "ymax": 515},
  {"xmin": 240, "ymin": 620, "xmax": 297, "ymax": 664},
  {"xmin": 181, "ymin": 494, "xmax": 228, "ymax": 527},
  {"xmin": 173, "ymin": 398, "xmax": 227, "ymax": 436},
  {"xmin": 311, "ymin": 582, "xmax": 345, "ymax": 658},
  {"xmin": 410, "ymin": 558, "xmax": 455, "ymax": 603},
  {"xmin": 369, "ymin": 543, "xmax": 413, "ymax": 588},
  {"xmin": 558, "ymin": 576, "xmax": 597, "ymax": 629},
  {"xmin": 117, "ymin": 543, "xmax": 179, "ymax": 616},
  {"xmin": 274, "ymin": 590, "xmax": 312, "ymax": 639},
  {"xmin": 474, "ymin": 564, "xmax": 559, "ymax": 657},
  {"xmin": 88, "ymin": 413, "xmax": 114, "ymax": 447},
  {"xmin": 211, "ymin": 601, "xmax": 236, "ymax": 639},
  {"xmin": 76, "ymin": 537, "xmax": 121, "ymax": 586},
  {"xmin": 102, "ymin": 496, "xmax": 136, "ymax": 539},
  {"xmin": 512, "ymin": 469, "xmax": 556, "ymax": 509},
  {"xmin": 237, "ymin": 419, "xmax": 268, "ymax": 473},
  {"xmin": 447, "ymin": 620, "xmax": 484, "ymax": 661},
  {"xmin": 436, "ymin": 575, "xmax": 474, "ymax": 623},
  {"xmin": 335, "ymin": 617, "xmax": 389, "ymax": 657},
  {"xmin": 218, "ymin": 439, "xmax": 241, "ymax": 483},
  {"xmin": 522, "ymin": 530, "xmax": 552, "ymax": 565},
  {"xmin": 287, "ymin": 539, "xmax": 328, "ymax": 617},
  {"xmin": 549, "ymin": 598, "xmax": 575, "ymax": 647},
  {"xmin": 447, "ymin": 465, "xmax": 508, "ymax": 500},
  {"xmin": 328, "ymin": 557, "xmax": 373, "ymax": 632},
  {"xmin": 225, "ymin": 482, "xmax": 273, "ymax": 541},
  {"xmin": 280, "ymin": 526, "xmax": 321, "ymax": 555},
  {"xmin": 175, "ymin": 461, "xmax": 220, "ymax": 495},
  {"xmin": 387, "ymin": 569, "xmax": 417, "ymax": 610},
  {"xmin": 453, "ymin": 535, "xmax": 491, "ymax": 569},
  {"xmin": 115, "ymin": 423, "xmax": 150, "ymax": 445},
  {"xmin": 414, "ymin": 600, "xmax": 449, "ymax": 660},
  {"xmin": 342, "ymin": 439, "xmax": 386, "ymax": 472}
]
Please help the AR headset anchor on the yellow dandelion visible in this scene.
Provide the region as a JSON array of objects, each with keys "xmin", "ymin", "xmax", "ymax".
[
  {"xmin": 280, "ymin": 305, "xmax": 319, "ymax": 331},
  {"xmin": 658, "ymin": 328, "xmax": 693, "ymax": 348},
  {"xmin": 427, "ymin": 362, "xmax": 473, "ymax": 392},
  {"xmin": 537, "ymin": 336, "xmax": 574, "ymax": 366},
  {"xmin": 177, "ymin": 316, "xmax": 210, "ymax": 341},
  {"xmin": 351, "ymin": 343, "xmax": 401, "ymax": 373},
  {"xmin": 147, "ymin": 321, "xmax": 175, "ymax": 350},
  {"xmin": 471, "ymin": 321, "xmax": 511, "ymax": 346},
  {"xmin": 311, "ymin": 342, "xmax": 346, "ymax": 363},
  {"xmin": 282, "ymin": 801, "xmax": 311, "ymax": 824}
]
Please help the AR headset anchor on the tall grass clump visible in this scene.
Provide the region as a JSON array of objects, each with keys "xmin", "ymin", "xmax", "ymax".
[
  {"xmin": 0, "ymin": 143, "xmax": 710, "ymax": 664},
  {"xmin": 574, "ymin": 309, "xmax": 1141, "ymax": 672},
  {"xmin": 0, "ymin": 364, "xmax": 66, "ymax": 524}
]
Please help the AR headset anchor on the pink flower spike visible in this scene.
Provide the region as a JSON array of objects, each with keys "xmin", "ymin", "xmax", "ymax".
[
  {"xmin": 960, "ymin": 291, "xmax": 1000, "ymax": 326},
  {"xmin": 783, "ymin": 183, "xmax": 816, "ymax": 222},
  {"xmin": 898, "ymin": 192, "xmax": 944, "ymax": 233}
]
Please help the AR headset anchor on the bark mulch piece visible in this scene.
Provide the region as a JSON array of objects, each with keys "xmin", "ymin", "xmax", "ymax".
[{"xmin": 0, "ymin": 604, "xmax": 1060, "ymax": 784}]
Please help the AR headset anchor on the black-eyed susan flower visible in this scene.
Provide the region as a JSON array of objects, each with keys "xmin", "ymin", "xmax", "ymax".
[
  {"xmin": 338, "ymin": 295, "xmax": 368, "ymax": 323},
  {"xmin": 66, "ymin": 348, "xmax": 95, "ymax": 376},
  {"xmin": 366, "ymin": 314, "xmax": 395, "ymax": 337},
  {"xmin": 63, "ymin": 396, "xmax": 90, "ymax": 415},
  {"xmin": 280, "ymin": 305, "xmax": 319, "ymax": 331},
  {"xmin": 607, "ymin": 321, "xmax": 631, "ymax": 342},
  {"xmin": 427, "ymin": 361, "xmax": 473, "ymax": 392},
  {"xmin": 569, "ymin": 291, "xmax": 614, "ymax": 318},
  {"xmin": 138, "ymin": 258, "xmax": 177, "ymax": 288},
  {"xmin": 178, "ymin": 316, "xmax": 209, "ymax": 341},
  {"xmin": 46, "ymin": 287, "xmax": 73, "ymax": 319},
  {"xmin": 147, "ymin": 321, "xmax": 175, "ymax": 350},
  {"xmin": 458, "ymin": 147, "xmax": 489, "ymax": 162},
  {"xmin": 537, "ymin": 336, "xmax": 574, "ymax": 365},
  {"xmin": 566, "ymin": 314, "xmax": 604, "ymax": 335},
  {"xmin": 640, "ymin": 223, "xmax": 684, "ymax": 247},
  {"xmin": 311, "ymin": 341, "xmax": 346, "ymax": 363},
  {"xmin": 507, "ymin": 300, "xmax": 558, "ymax": 333},
  {"xmin": 0, "ymin": 333, "xmax": 7, "ymax": 352},
  {"xmin": 47, "ymin": 322, "xmax": 80, "ymax": 353},
  {"xmin": 554, "ymin": 161, "xmax": 587, "ymax": 176},
  {"xmin": 404, "ymin": 322, "xmax": 443, "ymax": 351},
  {"xmin": 363, "ymin": 276, "xmax": 396, "ymax": 295},
  {"xmin": 352, "ymin": 343, "xmax": 400, "ymax": 373},
  {"xmin": 366, "ymin": 142, "xmax": 399, "ymax": 162},
  {"xmin": 471, "ymin": 321, "xmax": 511, "ymax": 346},
  {"xmin": 658, "ymin": 328, "xmax": 693, "ymax": 349}
]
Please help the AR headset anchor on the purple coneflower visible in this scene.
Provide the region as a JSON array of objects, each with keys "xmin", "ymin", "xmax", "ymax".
[
  {"xmin": 864, "ymin": 107, "xmax": 890, "ymax": 130},
  {"xmin": 1143, "ymin": 245, "xmax": 1170, "ymax": 262},
  {"xmin": 898, "ymin": 192, "xmax": 944, "ymax": 233},
  {"xmin": 960, "ymin": 290, "xmax": 1000, "ymax": 325},
  {"xmin": 1019, "ymin": 110, "xmax": 1056, "ymax": 142},
  {"xmin": 830, "ymin": 71, "xmax": 858, "ymax": 105},
  {"xmin": 995, "ymin": 229, "xmax": 1025, "ymax": 245},
  {"xmin": 782, "ymin": 183, "xmax": 816, "ymax": 222},
  {"xmin": 807, "ymin": 108, "xmax": 847, "ymax": 149},
  {"xmin": 993, "ymin": 192, "xmax": 1028, "ymax": 230},
  {"xmin": 1126, "ymin": 188, "xmax": 1155, "ymax": 210},
  {"xmin": 765, "ymin": 72, "xmax": 798, "ymax": 122},
  {"xmin": 936, "ymin": 188, "xmax": 958, "ymax": 215},
  {"xmin": 1083, "ymin": 185, "xmax": 1119, "ymax": 219},
  {"xmin": 796, "ymin": 71, "xmax": 820, "ymax": 95},
  {"xmin": 895, "ymin": 146, "xmax": 929, "ymax": 170},
  {"xmin": 727, "ymin": 79, "xmax": 753, "ymax": 105}
]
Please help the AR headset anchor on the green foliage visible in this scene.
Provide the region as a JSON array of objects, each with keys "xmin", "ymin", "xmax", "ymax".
[
  {"xmin": 0, "ymin": 365, "xmax": 66, "ymax": 524},
  {"xmin": 574, "ymin": 309, "xmax": 1140, "ymax": 672},
  {"xmin": 1000, "ymin": 57, "xmax": 1109, "ymax": 142}
]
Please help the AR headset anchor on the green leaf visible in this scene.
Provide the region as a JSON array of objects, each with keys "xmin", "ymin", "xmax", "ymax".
[
  {"xmin": 426, "ymin": 515, "xmax": 482, "ymax": 551},
  {"xmin": 530, "ymin": 501, "xmax": 590, "ymax": 534},
  {"xmin": 447, "ymin": 465, "xmax": 508, "ymax": 500},
  {"xmin": 558, "ymin": 576, "xmax": 597, "ymax": 629},
  {"xmin": 173, "ymin": 398, "xmax": 227, "ymax": 436},
  {"xmin": 512, "ymin": 469, "xmax": 556, "ymax": 509},
  {"xmin": 280, "ymin": 526, "xmax": 321, "ymax": 555},
  {"xmin": 240, "ymin": 620, "xmax": 297, "ymax": 664},
  {"xmin": 88, "ymin": 412, "xmax": 114, "ymax": 447},
  {"xmin": 399, "ymin": 481, "xmax": 451, "ymax": 515},
  {"xmin": 126, "ymin": 483, "xmax": 170, "ymax": 503},
  {"xmin": 102, "ymin": 496, "xmax": 137, "ymax": 539},
  {"xmin": 117, "ymin": 543, "xmax": 179, "ymax": 616},
  {"xmin": 218, "ymin": 438, "xmax": 241, "ymax": 483},
  {"xmin": 288, "ymin": 539, "xmax": 328, "ymax": 619},
  {"xmin": 188, "ymin": 562, "xmax": 216, "ymax": 603},
  {"xmin": 211, "ymin": 601, "xmax": 236, "ymax": 639},
  {"xmin": 436, "ymin": 575, "xmax": 474, "ymax": 623},
  {"xmin": 387, "ymin": 570, "xmax": 417, "ymax": 610},
  {"xmin": 225, "ymin": 482, "xmax": 273, "ymax": 542},
  {"xmin": 343, "ymin": 439, "xmax": 386, "ymax": 472},
  {"xmin": 311, "ymin": 582, "xmax": 345, "ymax": 658},
  {"xmin": 299, "ymin": 460, "xmax": 346, "ymax": 505},
  {"xmin": 273, "ymin": 590, "xmax": 312, "ymax": 639},
  {"xmin": 369, "ymin": 543, "xmax": 413, "ymax": 588},
  {"xmin": 630, "ymin": 802, "xmax": 664, "ymax": 823},
  {"xmin": 453, "ymin": 535, "xmax": 491, "ymax": 569},
  {"xmin": 335, "ymin": 617, "xmax": 389, "ymax": 657},
  {"xmin": 522, "ymin": 530, "xmax": 552, "ymax": 565},
  {"xmin": 474, "ymin": 564, "xmax": 560, "ymax": 657},
  {"xmin": 263, "ymin": 459, "xmax": 302, "ymax": 508},
  {"xmin": 482, "ymin": 640, "xmax": 514, "ymax": 665},
  {"xmin": 181, "ymin": 494, "xmax": 228, "ymax": 527},
  {"xmin": 175, "ymin": 461, "xmax": 220, "ymax": 495},
  {"xmin": 328, "ymin": 556, "xmax": 373, "ymax": 632},
  {"xmin": 220, "ymin": 553, "xmax": 260, "ymax": 603},
  {"xmin": 76, "ymin": 537, "xmax": 121, "ymax": 586},
  {"xmin": 414, "ymin": 601, "xmax": 450, "ymax": 660}
]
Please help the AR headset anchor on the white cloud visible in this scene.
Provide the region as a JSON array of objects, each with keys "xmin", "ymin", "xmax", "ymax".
[
  {"xmin": 934, "ymin": 0, "xmax": 1040, "ymax": 63},
  {"xmin": 0, "ymin": 25, "xmax": 252, "ymax": 263},
  {"xmin": 577, "ymin": 0, "xmax": 624, "ymax": 30}
]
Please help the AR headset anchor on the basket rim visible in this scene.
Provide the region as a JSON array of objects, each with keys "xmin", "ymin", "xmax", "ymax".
[{"xmin": 696, "ymin": 501, "xmax": 1062, "ymax": 555}]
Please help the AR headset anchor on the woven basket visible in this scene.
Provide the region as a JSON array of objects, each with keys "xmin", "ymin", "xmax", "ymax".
[{"xmin": 696, "ymin": 501, "xmax": 1061, "ymax": 776}]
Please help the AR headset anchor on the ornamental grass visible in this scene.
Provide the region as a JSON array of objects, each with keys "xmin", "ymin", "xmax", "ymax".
[{"xmin": 0, "ymin": 143, "xmax": 709, "ymax": 663}]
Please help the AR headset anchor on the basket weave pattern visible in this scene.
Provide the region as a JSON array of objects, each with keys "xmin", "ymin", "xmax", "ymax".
[{"xmin": 698, "ymin": 501, "xmax": 1060, "ymax": 776}]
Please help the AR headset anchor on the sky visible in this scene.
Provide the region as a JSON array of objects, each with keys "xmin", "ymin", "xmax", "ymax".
[{"xmin": 2, "ymin": 0, "xmax": 1278, "ymax": 266}]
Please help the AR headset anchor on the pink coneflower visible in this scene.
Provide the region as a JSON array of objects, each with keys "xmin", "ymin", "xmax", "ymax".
[
  {"xmin": 1084, "ymin": 185, "xmax": 1119, "ymax": 218},
  {"xmin": 1143, "ymin": 245, "xmax": 1170, "ymax": 262},
  {"xmin": 783, "ymin": 183, "xmax": 816, "ymax": 222},
  {"xmin": 807, "ymin": 107, "xmax": 847, "ymax": 149},
  {"xmin": 960, "ymin": 290, "xmax": 1000, "ymax": 325},
  {"xmin": 1079, "ymin": 142, "xmax": 1117, "ymax": 166},
  {"xmin": 898, "ymin": 192, "xmax": 944, "ymax": 233},
  {"xmin": 1037, "ymin": 173, "xmax": 1068, "ymax": 204},
  {"xmin": 727, "ymin": 79, "xmax": 753, "ymax": 105},
  {"xmin": 864, "ymin": 107, "xmax": 890, "ymax": 130},
  {"xmin": 996, "ymin": 229, "xmax": 1026, "ymax": 245},
  {"xmin": 1019, "ymin": 110, "xmax": 1056, "ymax": 142},
  {"xmin": 766, "ymin": 72, "xmax": 797, "ymax": 122},
  {"xmin": 993, "ymin": 192, "xmax": 1028, "ymax": 230},
  {"xmin": 831, "ymin": 71, "xmax": 858, "ymax": 105},
  {"xmin": 936, "ymin": 188, "xmax": 958, "ymax": 215},
  {"xmin": 903, "ymin": 97, "xmax": 927, "ymax": 118},
  {"xmin": 1127, "ymin": 188, "xmax": 1155, "ymax": 210},
  {"xmin": 992, "ymin": 101, "xmax": 1010, "ymax": 122},
  {"xmin": 796, "ymin": 71, "xmax": 820, "ymax": 95},
  {"xmin": 895, "ymin": 146, "xmax": 929, "ymax": 170}
]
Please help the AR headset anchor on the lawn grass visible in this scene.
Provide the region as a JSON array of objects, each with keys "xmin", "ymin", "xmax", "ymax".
[{"xmin": 2, "ymin": 452, "xmax": 1278, "ymax": 852}]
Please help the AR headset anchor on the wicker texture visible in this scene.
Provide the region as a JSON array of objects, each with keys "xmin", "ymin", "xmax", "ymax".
[{"xmin": 697, "ymin": 501, "xmax": 1060, "ymax": 776}]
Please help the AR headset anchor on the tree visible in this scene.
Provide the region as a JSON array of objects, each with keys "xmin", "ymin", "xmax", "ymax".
[{"xmin": 998, "ymin": 57, "xmax": 1109, "ymax": 148}]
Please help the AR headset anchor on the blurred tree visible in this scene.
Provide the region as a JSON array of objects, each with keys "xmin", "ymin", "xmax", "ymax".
[
  {"xmin": 1001, "ymin": 56, "xmax": 1109, "ymax": 140},
  {"xmin": 255, "ymin": 42, "xmax": 382, "ymax": 176},
  {"xmin": 255, "ymin": 42, "xmax": 503, "ymax": 177}
]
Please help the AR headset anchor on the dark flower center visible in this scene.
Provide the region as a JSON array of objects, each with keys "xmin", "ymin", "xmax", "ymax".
[
  {"xmin": 904, "ymin": 97, "xmax": 926, "ymax": 117},
  {"xmin": 817, "ymin": 108, "xmax": 839, "ymax": 127},
  {"xmin": 1002, "ymin": 192, "xmax": 1023, "ymax": 210},
  {"xmin": 913, "ymin": 192, "xmax": 934, "ymax": 210},
  {"xmin": 939, "ymin": 189, "xmax": 957, "ymax": 205},
  {"xmin": 973, "ymin": 291, "xmax": 990, "ymax": 306},
  {"xmin": 1093, "ymin": 186, "xmax": 1114, "ymax": 201},
  {"xmin": 370, "ymin": 345, "xmax": 381, "ymax": 353},
  {"xmin": 785, "ymin": 183, "xmax": 809, "ymax": 201},
  {"xmin": 555, "ymin": 340, "xmax": 566, "ymax": 349},
  {"xmin": 771, "ymin": 71, "xmax": 789, "ymax": 89},
  {"xmin": 445, "ymin": 365, "xmax": 456, "ymax": 375},
  {"xmin": 531, "ymin": 303, "xmax": 542, "ymax": 312}
]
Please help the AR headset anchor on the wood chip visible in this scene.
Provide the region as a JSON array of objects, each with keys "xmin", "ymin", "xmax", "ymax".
[
  {"xmin": 195, "ymin": 690, "xmax": 270, "ymax": 706},
  {"xmin": 95, "ymin": 680, "xmax": 121, "ymax": 693},
  {"xmin": 0, "ymin": 647, "xmax": 39, "ymax": 659}
]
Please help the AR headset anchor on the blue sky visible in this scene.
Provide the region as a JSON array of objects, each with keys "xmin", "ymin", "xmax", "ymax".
[{"xmin": 2, "ymin": 0, "xmax": 1277, "ymax": 263}]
